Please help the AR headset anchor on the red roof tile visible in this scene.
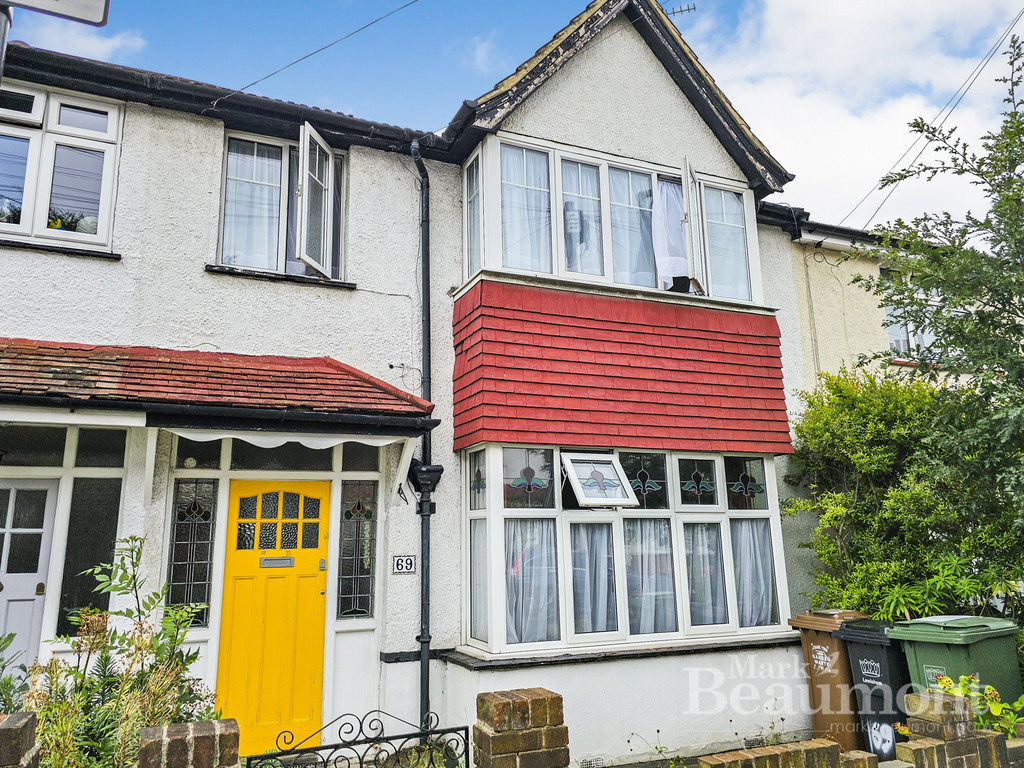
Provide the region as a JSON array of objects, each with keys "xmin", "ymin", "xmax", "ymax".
[
  {"xmin": 0, "ymin": 338, "xmax": 433, "ymax": 417},
  {"xmin": 452, "ymin": 281, "xmax": 792, "ymax": 454}
]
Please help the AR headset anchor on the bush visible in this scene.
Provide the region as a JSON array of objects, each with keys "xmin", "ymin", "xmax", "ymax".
[{"xmin": 22, "ymin": 537, "xmax": 216, "ymax": 768}]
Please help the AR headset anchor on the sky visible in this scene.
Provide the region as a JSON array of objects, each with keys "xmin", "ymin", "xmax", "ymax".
[{"xmin": 10, "ymin": 0, "xmax": 1024, "ymax": 230}]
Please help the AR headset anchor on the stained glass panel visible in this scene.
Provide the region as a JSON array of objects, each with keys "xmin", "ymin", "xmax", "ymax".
[
  {"xmin": 678, "ymin": 458, "xmax": 718, "ymax": 506},
  {"xmin": 469, "ymin": 450, "xmax": 487, "ymax": 511},
  {"xmin": 338, "ymin": 480, "xmax": 377, "ymax": 618},
  {"xmin": 502, "ymin": 447, "xmax": 555, "ymax": 509},
  {"xmin": 619, "ymin": 452, "xmax": 668, "ymax": 509},
  {"xmin": 725, "ymin": 457, "xmax": 768, "ymax": 510}
]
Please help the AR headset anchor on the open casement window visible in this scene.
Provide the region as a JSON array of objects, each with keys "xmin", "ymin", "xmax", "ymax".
[
  {"xmin": 297, "ymin": 122, "xmax": 333, "ymax": 278},
  {"xmin": 560, "ymin": 453, "xmax": 639, "ymax": 508}
]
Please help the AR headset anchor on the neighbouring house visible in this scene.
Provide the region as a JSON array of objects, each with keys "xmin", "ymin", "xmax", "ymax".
[{"xmin": 0, "ymin": 0, "xmax": 897, "ymax": 762}]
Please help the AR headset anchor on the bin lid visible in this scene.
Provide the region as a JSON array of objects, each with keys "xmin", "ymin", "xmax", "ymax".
[
  {"xmin": 788, "ymin": 609, "xmax": 870, "ymax": 632},
  {"xmin": 889, "ymin": 615, "xmax": 1019, "ymax": 645},
  {"xmin": 832, "ymin": 618, "xmax": 897, "ymax": 645}
]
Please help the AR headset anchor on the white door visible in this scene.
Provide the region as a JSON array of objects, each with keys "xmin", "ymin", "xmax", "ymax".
[{"xmin": 0, "ymin": 480, "xmax": 57, "ymax": 667}]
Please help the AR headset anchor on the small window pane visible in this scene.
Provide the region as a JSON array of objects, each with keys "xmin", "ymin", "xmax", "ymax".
[
  {"xmin": 302, "ymin": 522, "xmax": 319, "ymax": 548},
  {"xmin": 619, "ymin": 452, "xmax": 668, "ymax": 509},
  {"xmin": 260, "ymin": 492, "xmax": 279, "ymax": 519},
  {"xmin": 725, "ymin": 456, "xmax": 768, "ymax": 510},
  {"xmin": 259, "ymin": 523, "xmax": 277, "ymax": 549},
  {"xmin": 505, "ymin": 518, "xmax": 559, "ymax": 643},
  {"xmin": 684, "ymin": 523, "xmax": 728, "ymax": 626},
  {"xmin": 0, "ymin": 425, "xmax": 66, "ymax": 466},
  {"xmin": 610, "ymin": 168, "xmax": 656, "ymax": 288},
  {"xmin": 58, "ymin": 104, "xmax": 108, "ymax": 133},
  {"xmin": 237, "ymin": 523, "xmax": 255, "ymax": 550},
  {"xmin": 230, "ymin": 441, "xmax": 332, "ymax": 471},
  {"xmin": 238, "ymin": 496, "xmax": 257, "ymax": 519},
  {"xmin": 48, "ymin": 144, "xmax": 104, "ymax": 233},
  {"xmin": 566, "ymin": 456, "xmax": 632, "ymax": 503},
  {"xmin": 467, "ymin": 157, "xmax": 482, "ymax": 275},
  {"xmin": 57, "ymin": 478, "xmax": 121, "ymax": 636},
  {"xmin": 468, "ymin": 450, "xmax": 487, "ymax": 511},
  {"xmin": 166, "ymin": 479, "xmax": 217, "ymax": 625},
  {"xmin": 338, "ymin": 480, "xmax": 377, "ymax": 618},
  {"xmin": 75, "ymin": 428, "xmax": 126, "ymax": 468},
  {"xmin": 561, "ymin": 159, "xmax": 603, "ymax": 276},
  {"xmin": 0, "ymin": 490, "xmax": 9, "ymax": 527},
  {"xmin": 342, "ymin": 442, "xmax": 379, "ymax": 471},
  {"xmin": 303, "ymin": 497, "xmax": 321, "ymax": 519},
  {"xmin": 470, "ymin": 519, "xmax": 488, "ymax": 641},
  {"xmin": 7, "ymin": 533, "xmax": 42, "ymax": 573},
  {"xmin": 0, "ymin": 134, "xmax": 29, "ymax": 225},
  {"xmin": 223, "ymin": 138, "xmax": 282, "ymax": 271},
  {"xmin": 570, "ymin": 523, "xmax": 617, "ymax": 634},
  {"xmin": 175, "ymin": 437, "xmax": 222, "ymax": 469},
  {"xmin": 624, "ymin": 518, "xmax": 677, "ymax": 634},
  {"xmin": 12, "ymin": 489, "xmax": 46, "ymax": 528},
  {"xmin": 282, "ymin": 492, "xmax": 300, "ymax": 519},
  {"xmin": 0, "ymin": 90, "xmax": 35, "ymax": 114},
  {"xmin": 500, "ymin": 145, "xmax": 551, "ymax": 273},
  {"xmin": 502, "ymin": 447, "xmax": 555, "ymax": 509},
  {"xmin": 678, "ymin": 458, "xmax": 718, "ymax": 506},
  {"xmin": 303, "ymin": 134, "xmax": 331, "ymax": 272},
  {"xmin": 705, "ymin": 187, "xmax": 751, "ymax": 301},
  {"xmin": 281, "ymin": 523, "xmax": 298, "ymax": 549},
  {"xmin": 730, "ymin": 518, "xmax": 779, "ymax": 627}
]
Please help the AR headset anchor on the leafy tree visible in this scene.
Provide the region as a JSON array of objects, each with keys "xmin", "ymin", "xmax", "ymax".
[{"xmin": 854, "ymin": 36, "xmax": 1024, "ymax": 526}]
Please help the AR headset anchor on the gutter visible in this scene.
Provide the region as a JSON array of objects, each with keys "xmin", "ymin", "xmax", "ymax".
[{"xmin": 756, "ymin": 201, "xmax": 879, "ymax": 247}]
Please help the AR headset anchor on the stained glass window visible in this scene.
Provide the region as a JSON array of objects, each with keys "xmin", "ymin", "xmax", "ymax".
[
  {"xmin": 338, "ymin": 480, "xmax": 378, "ymax": 619},
  {"xmin": 469, "ymin": 450, "xmax": 487, "ymax": 511},
  {"xmin": 678, "ymin": 458, "xmax": 718, "ymax": 506},
  {"xmin": 561, "ymin": 453, "xmax": 638, "ymax": 508},
  {"xmin": 725, "ymin": 457, "xmax": 768, "ymax": 510},
  {"xmin": 502, "ymin": 448, "xmax": 555, "ymax": 509},
  {"xmin": 167, "ymin": 479, "xmax": 217, "ymax": 625},
  {"xmin": 619, "ymin": 452, "xmax": 668, "ymax": 509}
]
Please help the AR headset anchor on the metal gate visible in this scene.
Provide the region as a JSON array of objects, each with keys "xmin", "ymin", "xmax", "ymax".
[{"xmin": 246, "ymin": 710, "xmax": 470, "ymax": 768}]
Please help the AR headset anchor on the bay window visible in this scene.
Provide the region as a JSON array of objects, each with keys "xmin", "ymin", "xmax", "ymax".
[
  {"xmin": 0, "ymin": 84, "xmax": 119, "ymax": 248},
  {"xmin": 463, "ymin": 135, "xmax": 761, "ymax": 303},
  {"xmin": 465, "ymin": 445, "xmax": 788, "ymax": 654},
  {"xmin": 220, "ymin": 122, "xmax": 345, "ymax": 280}
]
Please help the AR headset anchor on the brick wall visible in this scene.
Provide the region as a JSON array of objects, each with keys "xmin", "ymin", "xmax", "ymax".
[
  {"xmin": 474, "ymin": 689, "xmax": 569, "ymax": 768},
  {"xmin": 0, "ymin": 713, "xmax": 37, "ymax": 768},
  {"xmin": 137, "ymin": 719, "xmax": 240, "ymax": 768}
]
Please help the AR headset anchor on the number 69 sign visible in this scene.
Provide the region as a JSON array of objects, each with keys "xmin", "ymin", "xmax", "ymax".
[{"xmin": 392, "ymin": 555, "xmax": 416, "ymax": 574}]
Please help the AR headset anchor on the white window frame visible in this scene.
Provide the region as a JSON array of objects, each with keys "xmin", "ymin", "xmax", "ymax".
[
  {"xmin": 464, "ymin": 133, "xmax": 763, "ymax": 303},
  {"xmin": 219, "ymin": 127, "xmax": 345, "ymax": 279},
  {"xmin": 560, "ymin": 451, "xmax": 639, "ymax": 507},
  {"xmin": 0, "ymin": 83, "xmax": 120, "ymax": 248},
  {"xmin": 463, "ymin": 443, "xmax": 790, "ymax": 657},
  {"xmin": 297, "ymin": 121, "xmax": 333, "ymax": 278}
]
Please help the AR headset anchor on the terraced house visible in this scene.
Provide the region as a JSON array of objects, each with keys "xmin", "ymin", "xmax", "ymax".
[{"xmin": 0, "ymin": 0, "xmax": 867, "ymax": 761}]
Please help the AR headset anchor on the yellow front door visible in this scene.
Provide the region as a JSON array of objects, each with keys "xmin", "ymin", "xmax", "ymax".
[{"xmin": 216, "ymin": 481, "xmax": 330, "ymax": 756}]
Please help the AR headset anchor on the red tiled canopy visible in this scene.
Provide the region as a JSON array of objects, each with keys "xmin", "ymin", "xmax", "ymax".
[{"xmin": 0, "ymin": 338, "xmax": 433, "ymax": 417}]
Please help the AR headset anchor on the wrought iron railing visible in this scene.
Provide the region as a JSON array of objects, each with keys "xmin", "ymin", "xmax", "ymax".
[{"xmin": 246, "ymin": 710, "xmax": 470, "ymax": 768}]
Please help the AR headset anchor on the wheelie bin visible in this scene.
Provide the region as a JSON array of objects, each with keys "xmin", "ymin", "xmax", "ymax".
[
  {"xmin": 789, "ymin": 609, "xmax": 869, "ymax": 752},
  {"xmin": 833, "ymin": 619, "xmax": 912, "ymax": 762},
  {"xmin": 889, "ymin": 615, "xmax": 1022, "ymax": 702}
]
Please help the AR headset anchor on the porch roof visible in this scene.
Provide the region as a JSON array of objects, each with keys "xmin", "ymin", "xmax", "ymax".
[{"xmin": 0, "ymin": 338, "xmax": 436, "ymax": 433}]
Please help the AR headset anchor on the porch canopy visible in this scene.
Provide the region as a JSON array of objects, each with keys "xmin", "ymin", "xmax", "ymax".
[{"xmin": 0, "ymin": 337, "xmax": 437, "ymax": 436}]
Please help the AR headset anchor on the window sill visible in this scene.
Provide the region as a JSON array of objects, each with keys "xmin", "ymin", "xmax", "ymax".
[
  {"xmin": 441, "ymin": 631, "xmax": 800, "ymax": 670},
  {"xmin": 0, "ymin": 237, "xmax": 120, "ymax": 260},
  {"xmin": 455, "ymin": 270, "xmax": 778, "ymax": 316},
  {"xmin": 205, "ymin": 264, "xmax": 356, "ymax": 290}
]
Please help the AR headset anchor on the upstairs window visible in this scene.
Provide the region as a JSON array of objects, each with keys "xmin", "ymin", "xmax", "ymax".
[
  {"xmin": 220, "ymin": 122, "xmax": 344, "ymax": 280},
  {"xmin": 0, "ymin": 84, "xmax": 119, "ymax": 247},
  {"xmin": 464, "ymin": 135, "xmax": 761, "ymax": 303}
]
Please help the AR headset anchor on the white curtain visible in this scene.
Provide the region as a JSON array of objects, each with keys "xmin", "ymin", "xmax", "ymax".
[
  {"xmin": 624, "ymin": 518, "xmax": 678, "ymax": 634},
  {"xmin": 684, "ymin": 523, "xmax": 728, "ymax": 625},
  {"xmin": 705, "ymin": 187, "xmax": 751, "ymax": 300},
  {"xmin": 223, "ymin": 139, "xmax": 281, "ymax": 271},
  {"xmin": 570, "ymin": 523, "xmax": 617, "ymax": 634},
  {"xmin": 562, "ymin": 160, "xmax": 603, "ymax": 275},
  {"xmin": 501, "ymin": 145, "xmax": 552, "ymax": 273},
  {"xmin": 610, "ymin": 168, "xmax": 656, "ymax": 288},
  {"xmin": 470, "ymin": 519, "xmax": 488, "ymax": 642},
  {"xmin": 652, "ymin": 179, "xmax": 689, "ymax": 289},
  {"xmin": 505, "ymin": 519, "xmax": 560, "ymax": 643},
  {"xmin": 730, "ymin": 518, "xmax": 778, "ymax": 627}
]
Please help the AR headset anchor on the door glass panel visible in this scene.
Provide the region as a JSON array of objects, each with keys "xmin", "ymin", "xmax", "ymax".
[
  {"xmin": 7, "ymin": 533, "xmax": 41, "ymax": 573},
  {"xmin": 0, "ymin": 490, "xmax": 9, "ymax": 527},
  {"xmin": 303, "ymin": 498, "xmax": 320, "ymax": 519},
  {"xmin": 281, "ymin": 523, "xmax": 298, "ymax": 549},
  {"xmin": 238, "ymin": 496, "xmax": 258, "ymax": 519},
  {"xmin": 261, "ymin": 492, "xmax": 279, "ymax": 519},
  {"xmin": 48, "ymin": 144, "xmax": 104, "ymax": 233},
  {"xmin": 12, "ymin": 490, "xmax": 46, "ymax": 529},
  {"xmin": 338, "ymin": 481, "xmax": 377, "ymax": 619},
  {"xmin": 282, "ymin": 493, "xmax": 300, "ymax": 519},
  {"xmin": 0, "ymin": 134, "xmax": 28, "ymax": 225},
  {"xmin": 237, "ymin": 523, "xmax": 255, "ymax": 550},
  {"xmin": 259, "ymin": 523, "xmax": 277, "ymax": 549},
  {"xmin": 302, "ymin": 522, "xmax": 319, "ymax": 549},
  {"xmin": 75, "ymin": 428, "xmax": 126, "ymax": 468}
]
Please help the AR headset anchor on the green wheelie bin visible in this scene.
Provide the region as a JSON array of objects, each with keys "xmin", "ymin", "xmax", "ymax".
[{"xmin": 889, "ymin": 615, "xmax": 1022, "ymax": 702}]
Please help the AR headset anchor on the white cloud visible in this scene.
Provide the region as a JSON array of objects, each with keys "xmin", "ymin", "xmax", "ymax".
[
  {"xmin": 463, "ymin": 33, "xmax": 508, "ymax": 75},
  {"xmin": 678, "ymin": 0, "xmax": 1020, "ymax": 228},
  {"xmin": 12, "ymin": 13, "xmax": 144, "ymax": 63}
]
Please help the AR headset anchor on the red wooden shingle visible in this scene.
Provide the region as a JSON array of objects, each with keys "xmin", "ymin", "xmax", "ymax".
[
  {"xmin": 0, "ymin": 338, "xmax": 433, "ymax": 417},
  {"xmin": 452, "ymin": 281, "xmax": 792, "ymax": 454}
]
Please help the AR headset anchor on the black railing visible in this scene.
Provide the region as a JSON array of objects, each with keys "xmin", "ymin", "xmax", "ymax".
[{"xmin": 246, "ymin": 710, "xmax": 470, "ymax": 768}]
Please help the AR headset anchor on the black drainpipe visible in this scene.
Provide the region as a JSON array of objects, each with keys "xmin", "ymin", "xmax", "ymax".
[{"xmin": 408, "ymin": 139, "xmax": 443, "ymax": 728}]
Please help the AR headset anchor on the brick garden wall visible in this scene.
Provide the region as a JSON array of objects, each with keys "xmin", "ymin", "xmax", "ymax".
[{"xmin": 474, "ymin": 689, "xmax": 569, "ymax": 768}]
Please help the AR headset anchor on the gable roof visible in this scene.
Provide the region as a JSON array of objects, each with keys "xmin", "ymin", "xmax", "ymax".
[
  {"xmin": 0, "ymin": 338, "xmax": 436, "ymax": 434},
  {"xmin": 446, "ymin": 0, "xmax": 793, "ymax": 198}
]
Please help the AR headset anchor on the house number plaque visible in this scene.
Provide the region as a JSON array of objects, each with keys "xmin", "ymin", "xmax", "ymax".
[{"xmin": 392, "ymin": 555, "xmax": 416, "ymax": 574}]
